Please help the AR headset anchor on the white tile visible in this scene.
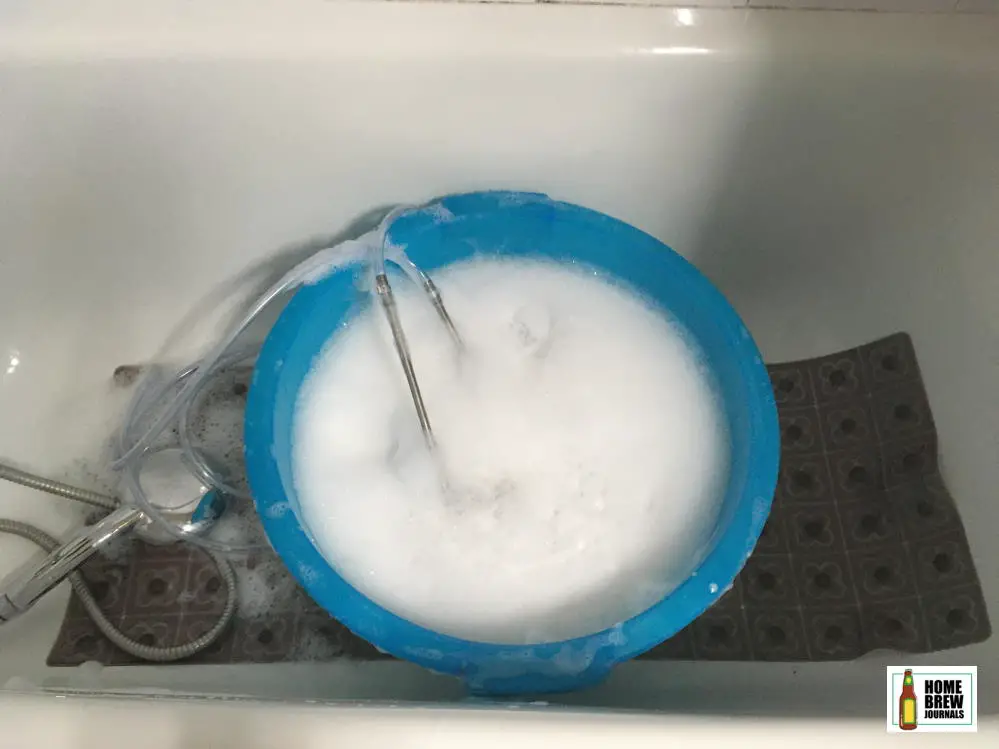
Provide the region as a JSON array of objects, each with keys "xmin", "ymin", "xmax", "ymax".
[
  {"xmin": 957, "ymin": 0, "xmax": 999, "ymax": 12},
  {"xmin": 748, "ymin": 0, "xmax": 955, "ymax": 10}
]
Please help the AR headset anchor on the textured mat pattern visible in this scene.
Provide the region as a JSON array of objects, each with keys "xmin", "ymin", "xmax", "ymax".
[{"xmin": 47, "ymin": 333, "xmax": 990, "ymax": 665}]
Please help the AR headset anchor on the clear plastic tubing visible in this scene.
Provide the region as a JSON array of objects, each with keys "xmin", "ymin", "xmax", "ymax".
[
  {"xmin": 114, "ymin": 206, "xmax": 414, "ymax": 553},
  {"xmin": 113, "ymin": 235, "xmax": 381, "ymax": 470},
  {"xmin": 177, "ymin": 347, "xmax": 258, "ymax": 500}
]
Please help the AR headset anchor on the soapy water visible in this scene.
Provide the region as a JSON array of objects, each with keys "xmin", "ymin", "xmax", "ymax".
[
  {"xmin": 235, "ymin": 556, "xmax": 302, "ymax": 619},
  {"xmin": 291, "ymin": 628, "xmax": 341, "ymax": 662},
  {"xmin": 293, "ymin": 257, "xmax": 730, "ymax": 645},
  {"xmin": 184, "ymin": 366, "xmax": 254, "ymax": 498}
]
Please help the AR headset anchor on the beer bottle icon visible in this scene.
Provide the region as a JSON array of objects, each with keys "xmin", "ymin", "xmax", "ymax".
[{"xmin": 900, "ymin": 669, "xmax": 918, "ymax": 730}]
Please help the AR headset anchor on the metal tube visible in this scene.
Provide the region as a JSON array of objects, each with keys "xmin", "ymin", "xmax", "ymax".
[
  {"xmin": 415, "ymin": 269, "xmax": 464, "ymax": 352},
  {"xmin": 0, "ymin": 462, "xmax": 116, "ymax": 511},
  {"xmin": 375, "ymin": 272, "xmax": 436, "ymax": 451}
]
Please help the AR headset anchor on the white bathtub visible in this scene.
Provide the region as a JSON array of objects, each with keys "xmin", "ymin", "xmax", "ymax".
[{"xmin": 0, "ymin": 1, "xmax": 996, "ymax": 743}]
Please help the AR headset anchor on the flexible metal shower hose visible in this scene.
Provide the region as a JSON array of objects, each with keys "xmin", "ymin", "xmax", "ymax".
[
  {"xmin": 0, "ymin": 465, "xmax": 237, "ymax": 662},
  {"xmin": 0, "ymin": 463, "xmax": 117, "ymax": 511}
]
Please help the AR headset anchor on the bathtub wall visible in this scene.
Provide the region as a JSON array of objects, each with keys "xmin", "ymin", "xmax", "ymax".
[{"xmin": 405, "ymin": 0, "xmax": 997, "ymax": 13}]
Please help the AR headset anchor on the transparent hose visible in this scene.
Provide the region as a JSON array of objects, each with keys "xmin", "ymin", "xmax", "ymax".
[
  {"xmin": 111, "ymin": 203, "xmax": 465, "ymax": 553},
  {"xmin": 118, "ymin": 349, "xmax": 262, "ymax": 553},
  {"xmin": 370, "ymin": 206, "xmax": 464, "ymax": 458},
  {"xmin": 111, "ymin": 237, "xmax": 377, "ymax": 471},
  {"xmin": 177, "ymin": 351, "xmax": 257, "ymax": 501},
  {"xmin": 112, "ymin": 212, "xmax": 406, "ymax": 553}
]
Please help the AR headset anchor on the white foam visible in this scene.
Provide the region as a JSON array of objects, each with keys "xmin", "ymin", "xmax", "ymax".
[
  {"xmin": 293, "ymin": 257, "xmax": 729, "ymax": 644},
  {"xmin": 236, "ymin": 557, "xmax": 300, "ymax": 619}
]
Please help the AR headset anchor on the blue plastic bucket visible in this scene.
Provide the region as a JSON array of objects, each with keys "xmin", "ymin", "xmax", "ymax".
[{"xmin": 245, "ymin": 191, "xmax": 779, "ymax": 694}]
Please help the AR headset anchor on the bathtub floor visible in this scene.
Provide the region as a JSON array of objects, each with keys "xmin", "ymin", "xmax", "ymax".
[{"xmin": 0, "ymin": 0, "xmax": 997, "ymax": 723}]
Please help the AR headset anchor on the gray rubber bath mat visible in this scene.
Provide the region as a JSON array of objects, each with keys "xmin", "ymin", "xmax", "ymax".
[{"xmin": 47, "ymin": 333, "xmax": 991, "ymax": 665}]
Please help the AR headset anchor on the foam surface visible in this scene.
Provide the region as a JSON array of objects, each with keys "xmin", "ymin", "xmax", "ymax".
[{"xmin": 293, "ymin": 258, "xmax": 729, "ymax": 644}]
